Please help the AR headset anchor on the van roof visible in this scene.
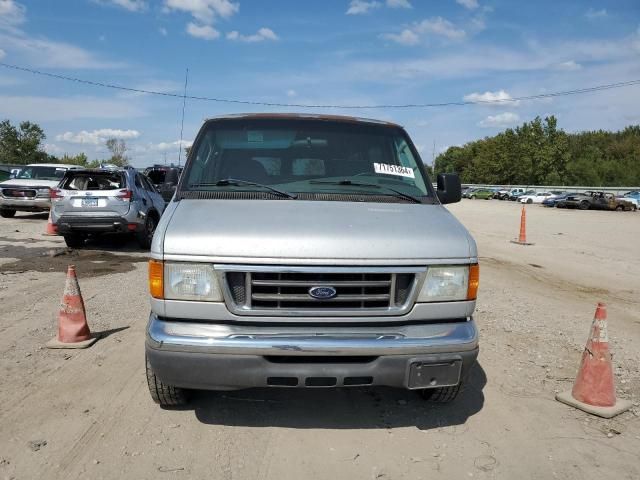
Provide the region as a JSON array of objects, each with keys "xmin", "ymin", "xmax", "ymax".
[{"xmin": 204, "ymin": 113, "xmax": 402, "ymax": 129}]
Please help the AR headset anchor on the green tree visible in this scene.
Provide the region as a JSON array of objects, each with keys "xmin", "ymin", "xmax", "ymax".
[
  {"xmin": 0, "ymin": 120, "xmax": 48, "ymax": 165},
  {"xmin": 60, "ymin": 153, "xmax": 89, "ymax": 166},
  {"xmin": 105, "ymin": 138, "xmax": 129, "ymax": 167}
]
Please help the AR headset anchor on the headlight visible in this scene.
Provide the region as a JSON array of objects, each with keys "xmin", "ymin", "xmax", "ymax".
[
  {"xmin": 164, "ymin": 262, "xmax": 222, "ymax": 301},
  {"xmin": 417, "ymin": 265, "xmax": 479, "ymax": 302}
]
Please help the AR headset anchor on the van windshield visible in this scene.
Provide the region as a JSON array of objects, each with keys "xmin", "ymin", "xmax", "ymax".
[{"xmin": 182, "ymin": 119, "xmax": 432, "ymax": 201}]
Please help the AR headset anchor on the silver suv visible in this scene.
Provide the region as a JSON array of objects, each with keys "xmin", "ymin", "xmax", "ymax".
[
  {"xmin": 51, "ymin": 167, "xmax": 165, "ymax": 248},
  {"xmin": 145, "ymin": 114, "xmax": 479, "ymax": 407}
]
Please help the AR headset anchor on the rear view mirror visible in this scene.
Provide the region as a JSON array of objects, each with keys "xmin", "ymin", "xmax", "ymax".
[{"xmin": 436, "ymin": 173, "xmax": 462, "ymax": 204}]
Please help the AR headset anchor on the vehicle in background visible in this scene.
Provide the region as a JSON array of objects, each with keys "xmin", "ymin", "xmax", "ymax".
[
  {"xmin": 143, "ymin": 165, "xmax": 183, "ymax": 203},
  {"xmin": 542, "ymin": 192, "xmax": 571, "ymax": 207},
  {"xmin": 0, "ymin": 164, "xmax": 81, "ymax": 218},
  {"xmin": 145, "ymin": 113, "xmax": 479, "ymax": 407},
  {"xmin": 508, "ymin": 189, "xmax": 535, "ymax": 201},
  {"xmin": 558, "ymin": 191, "xmax": 636, "ymax": 211},
  {"xmin": 619, "ymin": 191, "xmax": 639, "ymax": 209},
  {"xmin": 462, "ymin": 187, "xmax": 476, "ymax": 199},
  {"xmin": 519, "ymin": 191, "xmax": 563, "ymax": 204},
  {"xmin": 50, "ymin": 167, "xmax": 166, "ymax": 248},
  {"xmin": 468, "ymin": 188, "xmax": 494, "ymax": 200},
  {"xmin": 494, "ymin": 189, "xmax": 512, "ymax": 200}
]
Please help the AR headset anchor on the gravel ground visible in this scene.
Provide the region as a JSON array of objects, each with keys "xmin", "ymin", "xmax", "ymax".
[{"xmin": 0, "ymin": 202, "xmax": 638, "ymax": 480}]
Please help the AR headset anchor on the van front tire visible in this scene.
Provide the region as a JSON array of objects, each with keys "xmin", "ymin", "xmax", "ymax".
[
  {"xmin": 146, "ymin": 357, "xmax": 189, "ymax": 407},
  {"xmin": 420, "ymin": 383, "xmax": 462, "ymax": 403}
]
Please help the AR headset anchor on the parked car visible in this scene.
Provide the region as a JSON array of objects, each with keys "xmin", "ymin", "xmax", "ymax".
[
  {"xmin": 519, "ymin": 191, "xmax": 563, "ymax": 204},
  {"xmin": 468, "ymin": 188, "xmax": 494, "ymax": 200},
  {"xmin": 509, "ymin": 189, "xmax": 535, "ymax": 201},
  {"xmin": 618, "ymin": 191, "xmax": 639, "ymax": 209},
  {"xmin": 494, "ymin": 188, "xmax": 512, "ymax": 200},
  {"xmin": 0, "ymin": 168, "xmax": 10, "ymax": 182},
  {"xmin": 0, "ymin": 163, "xmax": 81, "ymax": 218},
  {"xmin": 461, "ymin": 186, "xmax": 473, "ymax": 198},
  {"xmin": 542, "ymin": 192, "xmax": 571, "ymax": 207},
  {"xmin": 558, "ymin": 191, "xmax": 636, "ymax": 211},
  {"xmin": 50, "ymin": 166, "xmax": 166, "ymax": 248},
  {"xmin": 145, "ymin": 113, "xmax": 479, "ymax": 407},
  {"xmin": 143, "ymin": 165, "xmax": 183, "ymax": 203}
]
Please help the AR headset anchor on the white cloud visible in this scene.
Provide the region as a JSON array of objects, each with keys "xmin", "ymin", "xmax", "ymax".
[
  {"xmin": 0, "ymin": 0, "xmax": 26, "ymax": 27},
  {"xmin": 44, "ymin": 143, "xmax": 65, "ymax": 155},
  {"xmin": 0, "ymin": 47, "xmax": 5, "ymax": 59},
  {"xmin": 456, "ymin": 0, "xmax": 479, "ymax": 10},
  {"xmin": 56, "ymin": 129, "xmax": 141, "ymax": 145},
  {"xmin": 414, "ymin": 17, "xmax": 466, "ymax": 40},
  {"xmin": 346, "ymin": 1, "xmax": 381, "ymax": 15},
  {"xmin": 163, "ymin": 0, "xmax": 238, "ymax": 23},
  {"xmin": 226, "ymin": 27, "xmax": 278, "ymax": 43},
  {"xmin": 382, "ymin": 16, "xmax": 465, "ymax": 46},
  {"xmin": 150, "ymin": 139, "xmax": 193, "ymax": 152},
  {"xmin": 382, "ymin": 29, "xmax": 420, "ymax": 46},
  {"xmin": 463, "ymin": 89, "xmax": 520, "ymax": 106},
  {"xmin": 386, "ymin": 0, "xmax": 411, "ymax": 8},
  {"xmin": 186, "ymin": 22, "xmax": 219, "ymax": 40},
  {"xmin": 478, "ymin": 112, "xmax": 520, "ymax": 128},
  {"xmin": 94, "ymin": 0, "xmax": 147, "ymax": 12},
  {"xmin": 286, "ymin": 89, "xmax": 297, "ymax": 97},
  {"xmin": 585, "ymin": 8, "xmax": 607, "ymax": 19},
  {"xmin": 159, "ymin": 26, "xmax": 168, "ymax": 36},
  {"xmin": 555, "ymin": 60, "xmax": 582, "ymax": 71}
]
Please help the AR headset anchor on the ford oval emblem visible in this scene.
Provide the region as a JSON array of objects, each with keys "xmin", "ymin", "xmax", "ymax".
[{"xmin": 308, "ymin": 286, "xmax": 337, "ymax": 300}]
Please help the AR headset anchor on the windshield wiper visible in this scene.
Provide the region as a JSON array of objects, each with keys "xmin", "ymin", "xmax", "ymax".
[
  {"xmin": 310, "ymin": 179, "xmax": 422, "ymax": 204},
  {"xmin": 189, "ymin": 178, "xmax": 297, "ymax": 199}
]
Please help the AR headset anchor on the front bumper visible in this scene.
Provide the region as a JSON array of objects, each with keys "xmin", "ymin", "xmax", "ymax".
[
  {"xmin": 145, "ymin": 313, "xmax": 479, "ymax": 390},
  {"xmin": 56, "ymin": 215, "xmax": 142, "ymax": 234},
  {"xmin": 0, "ymin": 197, "xmax": 50, "ymax": 211}
]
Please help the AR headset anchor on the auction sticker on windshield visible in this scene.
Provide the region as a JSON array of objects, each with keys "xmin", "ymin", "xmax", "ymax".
[{"xmin": 374, "ymin": 163, "xmax": 415, "ymax": 178}]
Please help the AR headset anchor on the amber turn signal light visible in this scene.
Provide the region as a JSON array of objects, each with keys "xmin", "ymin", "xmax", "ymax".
[
  {"xmin": 148, "ymin": 259, "xmax": 164, "ymax": 299},
  {"xmin": 467, "ymin": 264, "xmax": 479, "ymax": 300}
]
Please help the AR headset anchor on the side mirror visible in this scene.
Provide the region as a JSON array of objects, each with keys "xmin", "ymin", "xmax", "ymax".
[{"xmin": 436, "ymin": 173, "xmax": 462, "ymax": 204}]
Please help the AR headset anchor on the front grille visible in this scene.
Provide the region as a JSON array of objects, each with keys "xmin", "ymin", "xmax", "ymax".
[{"xmin": 221, "ymin": 267, "xmax": 422, "ymax": 316}]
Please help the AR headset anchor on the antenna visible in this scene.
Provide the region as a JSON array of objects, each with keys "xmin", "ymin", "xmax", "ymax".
[{"xmin": 177, "ymin": 68, "xmax": 189, "ymax": 167}]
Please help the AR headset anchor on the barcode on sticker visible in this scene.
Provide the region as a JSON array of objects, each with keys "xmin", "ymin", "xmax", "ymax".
[{"xmin": 373, "ymin": 163, "xmax": 415, "ymax": 178}]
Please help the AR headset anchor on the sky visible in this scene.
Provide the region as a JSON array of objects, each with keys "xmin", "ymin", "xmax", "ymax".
[{"xmin": 0, "ymin": 0, "xmax": 639, "ymax": 167}]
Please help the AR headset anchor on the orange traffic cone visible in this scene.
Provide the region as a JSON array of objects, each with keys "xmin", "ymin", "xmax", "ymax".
[
  {"xmin": 510, "ymin": 205, "xmax": 533, "ymax": 245},
  {"xmin": 46, "ymin": 265, "xmax": 97, "ymax": 349},
  {"xmin": 556, "ymin": 303, "xmax": 632, "ymax": 418},
  {"xmin": 44, "ymin": 209, "xmax": 58, "ymax": 236}
]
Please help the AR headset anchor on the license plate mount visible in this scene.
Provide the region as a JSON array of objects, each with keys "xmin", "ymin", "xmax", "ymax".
[{"xmin": 407, "ymin": 360, "xmax": 462, "ymax": 389}]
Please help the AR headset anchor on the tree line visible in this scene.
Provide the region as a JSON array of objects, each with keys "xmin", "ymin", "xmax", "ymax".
[
  {"xmin": 0, "ymin": 119, "xmax": 130, "ymax": 168},
  {"xmin": 434, "ymin": 116, "xmax": 640, "ymax": 187}
]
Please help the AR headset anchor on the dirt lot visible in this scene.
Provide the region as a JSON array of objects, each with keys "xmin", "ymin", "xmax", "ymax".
[{"xmin": 0, "ymin": 202, "xmax": 639, "ymax": 480}]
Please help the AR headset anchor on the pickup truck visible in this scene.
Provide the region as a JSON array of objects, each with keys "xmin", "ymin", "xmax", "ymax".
[{"xmin": 145, "ymin": 114, "xmax": 479, "ymax": 407}]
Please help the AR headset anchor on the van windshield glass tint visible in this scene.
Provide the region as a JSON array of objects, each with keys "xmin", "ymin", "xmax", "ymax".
[
  {"xmin": 183, "ymin": 119, "xmax": 431, "ymax": 199},
  {"xmin": 61, "ymin": 172, "xmax": 125, "ymax": 190}
]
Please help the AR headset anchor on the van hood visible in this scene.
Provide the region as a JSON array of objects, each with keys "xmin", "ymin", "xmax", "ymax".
[
  {"xmin": 0, "ymin": 179, "xmax": 60, "ymax": 189},
  {"xmin": 160, "ymin": 199, "xmax": 476, "ymax": 263}
]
